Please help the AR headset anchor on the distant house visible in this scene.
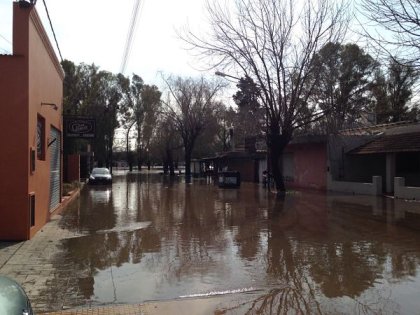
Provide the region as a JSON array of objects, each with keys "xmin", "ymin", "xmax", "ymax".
[
  {"xmin": 0, "ymin": 1, "xmax": 64, "ymax": 240},
  {"xmin": 192, "ymin": 137, "xmax": 267, "ymax": 183},
  {"xmin": 192, "ymin": 121, "xmax": 420, "ymax": 199},
  {"xmin": 322, "ymin": 121, "xmax": 420, "ymax": 198}
]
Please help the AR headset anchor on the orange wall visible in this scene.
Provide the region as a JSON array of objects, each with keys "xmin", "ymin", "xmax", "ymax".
[
  {"xmin": 0, "ymin": 3, "xmax": 63, "ymax": 240},
  {"xmin": 27, "ymin": 6, "xmax": 63, "ymax": 239},
  {"xmin": 0, "ymin": 54, "xmax": 29, "ymax": 240}
]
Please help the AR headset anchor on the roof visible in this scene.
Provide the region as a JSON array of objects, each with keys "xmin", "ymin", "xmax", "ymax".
[
  {"xmin": 289, "ymin": 135, "xmax": 327, "ymax": 145},
  {"xmin": 339, "ymin": 120, "xmax": 419, "ymax": 136},
  {"xmin": 350, "ymin": 132, "xmax": 420, "ymax": 154},
  {"xmin": 194, "ymin": 150, "xmax": 266, "ymax": 162}
]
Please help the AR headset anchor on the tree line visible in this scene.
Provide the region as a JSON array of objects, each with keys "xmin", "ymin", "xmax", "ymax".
[
  {"xmin": 63, "ymin": 0, "xmax": 420, "ymax": 191},
  {"xmin": 61, "ymin": 61, "xmax": 231, "ymax": 176}
]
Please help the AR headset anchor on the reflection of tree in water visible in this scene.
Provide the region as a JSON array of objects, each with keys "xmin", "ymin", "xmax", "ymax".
[
  {"xmin": 245, "ymin": 286, "xmax": 321, "ymax": 315},
  {"xmin": 252, "ymin": 193, "xmax": 407, "ymax": 314},
  {"xmin": 309, "ymin": 241, "xmax": 386, "ymax": 298},
  {"xmin": 256, "ymin": 195, "xmax": 323, "ymax": 314}
]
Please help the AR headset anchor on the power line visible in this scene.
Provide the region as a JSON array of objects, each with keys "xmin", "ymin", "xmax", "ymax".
[
  {"xmin": 0, "ymin": 33, "xmax": 12, "ymax": 45},
  {"xmin": 120, "ymin": 0, "xmax": 144, "ymax": 74},
  {"xmin": 41, "ymin": 0, "xmax": 63, "ymax": 62}
]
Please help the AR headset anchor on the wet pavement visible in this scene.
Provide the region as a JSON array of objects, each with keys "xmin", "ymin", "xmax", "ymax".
[{"xmin": 2, "ymin": 170, "xmax": 420, "ymax": 314}]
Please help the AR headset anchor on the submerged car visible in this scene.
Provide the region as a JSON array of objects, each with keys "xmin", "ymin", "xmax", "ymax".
[
  {"xmin": 88, "ymin": 167, "xmax": 112, "ymax": 185},
  {"xmin": 0, "ymin": 276, "xmax": 34, "ymax": 315}
]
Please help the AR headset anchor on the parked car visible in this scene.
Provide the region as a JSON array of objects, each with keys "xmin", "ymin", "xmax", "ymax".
[
  {"xmin": 0, "ymin": 276, "xmax": 34, "ymax": 315},
  {"xmin": 88, "ymin": 167, "xmax": 112, "ymax": 185}
]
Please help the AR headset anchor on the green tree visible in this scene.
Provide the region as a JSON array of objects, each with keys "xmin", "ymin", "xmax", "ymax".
[
  {"xmin": 136, "ymin": 85, "xmax": 162, "ymax": 169},
  {"xmin": 372, "ymin": 59, "xmax": 419, "ymax": 123},
  {"xmin": 232, "ymin": 76, "xmax": 265, "ymax": 146},
  {"xmin": 118, "ymin": 74, "xmax": 144, "ymax": 171},
  {"xmin": 311, "ymin": 43, "xmax": 377, "ymax": 133},
  {"xmin": 61, "ymin": 60, "xmax": 122, "ymax": 168}
]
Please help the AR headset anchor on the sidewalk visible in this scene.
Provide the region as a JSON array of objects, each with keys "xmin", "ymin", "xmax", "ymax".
[
  {"xmin": 0, "ymin": 189, "xmax": 85, "ymax": 312},
  {"xmin": 39, "ymin": 295, "xmax": 252, "ymax": 315}
]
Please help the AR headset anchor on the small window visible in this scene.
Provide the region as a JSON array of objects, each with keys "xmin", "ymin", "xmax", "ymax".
[
  {"xmin": 30, "ymin": 148, "xmax": 35, "ymax": 173},
  {"xmin": 29, "ymin": 193, "xmax": 35, "ymax": 227},
  {"xmin": 37, "ymin": 115, "xmax": 45, "ymax": 160}
]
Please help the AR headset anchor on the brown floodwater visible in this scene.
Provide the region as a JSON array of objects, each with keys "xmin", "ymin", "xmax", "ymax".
[{"xmin": 45, "ymin": 171, "xmax": 420, "ymax": 313}]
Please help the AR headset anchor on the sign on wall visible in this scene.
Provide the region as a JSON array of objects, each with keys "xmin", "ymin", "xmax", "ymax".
[{"xmin": 64, "ymin": 117, "xmax": 96, "ymax": 139}]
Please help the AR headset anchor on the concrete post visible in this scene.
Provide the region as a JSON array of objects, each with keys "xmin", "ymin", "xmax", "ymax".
[
  {"xmin": 372, "ymin": 176, "xmax": 382, "ymax": 195},
  {"xmin": 394, "ymin": 177, "xmax": 405, "ymax": 198}
]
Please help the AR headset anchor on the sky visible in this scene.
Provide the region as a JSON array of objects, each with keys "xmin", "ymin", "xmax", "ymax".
[{"xmin": 0, "ymin": 0, "xmax": 223, "ymax": 91}]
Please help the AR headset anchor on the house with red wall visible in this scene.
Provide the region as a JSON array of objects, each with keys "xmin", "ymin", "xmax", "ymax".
[
  {"xmin": 283, "ymin": 135, "xmax": 328, "ymax": 191},
  {"xmin": 0, "ymin": 1, "xmax": 64, "ymax": 240}
]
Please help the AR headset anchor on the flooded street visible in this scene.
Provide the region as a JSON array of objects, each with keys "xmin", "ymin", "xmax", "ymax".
[{"xmin": 42, "ymin": 171, "xmax": 420, "ymax": 314}]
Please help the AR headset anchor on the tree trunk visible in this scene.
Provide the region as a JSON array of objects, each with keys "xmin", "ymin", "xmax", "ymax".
[
  {"xmin": 268, "ymin": 133, "xmax": 291, "ymax": 192},
  {"xmin": 184, "ymin": 147, "xmax": 192, "ymax": 177}
]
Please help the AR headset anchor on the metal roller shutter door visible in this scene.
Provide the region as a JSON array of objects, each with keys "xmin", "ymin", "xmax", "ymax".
[{"xmin": 49, "ymin": 127, "xmax": 61, "ymax": 211}]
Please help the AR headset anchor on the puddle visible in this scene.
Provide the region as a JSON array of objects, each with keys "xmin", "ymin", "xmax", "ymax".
[
  {"xmin": 96, "ymin": 222, "xmax": 151, "ymax": 234},
  {"xmin": 34, "ymin": 171, "xmax": 420, "ymax": 314}
]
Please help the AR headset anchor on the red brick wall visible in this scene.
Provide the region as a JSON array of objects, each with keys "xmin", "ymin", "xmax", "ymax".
[{"xmin": 286, "ymin": 143, "xmax": 327, "ymax": 190}]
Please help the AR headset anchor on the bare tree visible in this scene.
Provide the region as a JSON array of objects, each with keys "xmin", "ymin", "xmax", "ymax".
[
  {"xmin": 182, "ymin": 0, "xmax": 349, "ymax": 191},
  {"xmin": 162, "ymin": 76, "xmax": 223, "ymax": 177},
  {"xmin": 360, "ymin": 0, "xmax": 420, "ymax": 68}
]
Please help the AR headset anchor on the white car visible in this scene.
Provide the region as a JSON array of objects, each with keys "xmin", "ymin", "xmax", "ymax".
[{"xmin": 89, "ymin": 167, "xmax": 112, "ymax": 185}]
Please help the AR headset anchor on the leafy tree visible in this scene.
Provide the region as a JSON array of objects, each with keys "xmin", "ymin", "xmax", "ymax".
[
  {"xmin": 215, "ymin": 105, "xmax": 236, "ymax": 152},
  {"xmin": 372, "ymin": 59, "xmax": 419, "ymax": 123},
  {"xmin": 311, "ymin": 43, "xmax": 378, "ymax": 133},
  {"xmin": 163, "ymin": 76, "xmax": 223, "ymax": 177},
  {"xmin": 232, "ymin": 76, "xmax": 265, "ymax": 145},
  {"xmin": 193, "ymin": 100, "xmax": 229, "ymax": 156},
  {"xmin": 61, "ymin": 60, "xmax": 122, "ymax": 168},
  {"xmin": 136, "ymin": 85, "xmax": 161, "ymax": 169},
  {"xmin": 182, "ymin": 0, "xmax": 349, "ymax": 191},
  {"xmin": 118, "ymin": 74, "xmax": 144, "ymax": 171}
]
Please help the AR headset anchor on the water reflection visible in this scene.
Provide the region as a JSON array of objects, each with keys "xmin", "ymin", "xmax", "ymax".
[{"xmin": 37, "ymin": 172, "xmax": 420, "ymax": 313}]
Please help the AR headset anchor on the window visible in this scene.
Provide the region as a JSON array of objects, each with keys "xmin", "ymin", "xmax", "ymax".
[
  {"xmin": 30, "ymin": 148, "xmax": 35, "ymax": 173},
  {"xmin": 37, "ymin": 115, "xmax": 45, "ymax": 160},
  {"xmin": 29, "ymin": 193, "xmax": 35, "ymax": 227}
]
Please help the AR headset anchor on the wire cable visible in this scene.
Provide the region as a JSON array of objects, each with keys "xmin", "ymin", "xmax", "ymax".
[
  {"xmin": 120, "ymin": 0, "xmax": 144, "ymax": 74},
  {"xmin": 0, "ymin": 33, "xmax": 12, "ymax": 45},
  {"xmin": 41, "ymin": 0, "xmax": 63, "ymax": 62}
]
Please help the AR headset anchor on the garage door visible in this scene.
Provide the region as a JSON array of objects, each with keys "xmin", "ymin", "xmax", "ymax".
[{"xmin": 49, "ymin": 127, "xmax": 61, "ymax": 211}]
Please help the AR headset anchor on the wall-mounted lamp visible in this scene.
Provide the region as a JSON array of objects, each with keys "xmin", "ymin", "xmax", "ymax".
[
  {"xmin": 18, "ymin": 0, "xmax": 37, "ymax": 8},
  {"xmin": 41, "ymin": 102, "xmax": 58, "ymax": 110}
]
